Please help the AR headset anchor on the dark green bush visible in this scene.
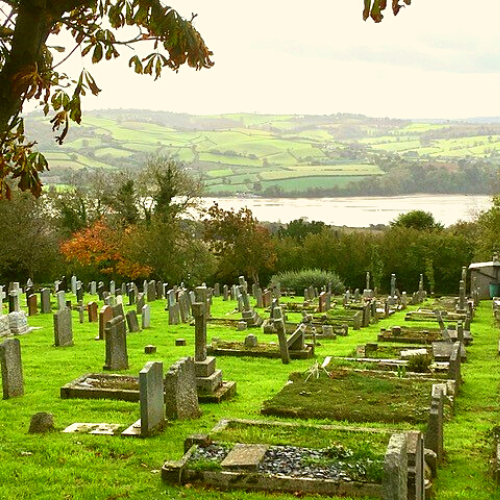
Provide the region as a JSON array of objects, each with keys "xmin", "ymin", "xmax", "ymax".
[{"xmin": 271, "ymin": 269, "xmax": 344, "ymax": 294}]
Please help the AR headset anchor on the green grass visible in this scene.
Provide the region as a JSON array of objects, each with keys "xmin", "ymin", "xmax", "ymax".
[{"xmin": 0, "ymin": 295, "xmax": 498, "ymax": 498}]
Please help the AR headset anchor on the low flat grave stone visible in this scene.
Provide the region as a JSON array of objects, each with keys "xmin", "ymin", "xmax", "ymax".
[
  {"xmin": 207, "ymin": 339, "xmax": 314, "ymax": 360},
  {"xmin": 63, "ymin": 423, "xmax": 122, "ymax": 435},
  {"xmin": 221, "ymin": 444, "xmax": 268, "ymax": 470},
  {"xmin": 378, "ymin": 325, "xmax": 472, "ymax": 346},
  {"xmin": 162, "ymin": 418, "xmax": 424, "ymax": 500}
]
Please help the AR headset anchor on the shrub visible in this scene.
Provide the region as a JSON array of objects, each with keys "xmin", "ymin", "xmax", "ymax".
[
  {"xmin": 271, "ymin": 269, "xmax": 344, "ymax": 294},
  {"xmin": 407, "ymin": 353, "xmax": 433, "ymax": 373}
]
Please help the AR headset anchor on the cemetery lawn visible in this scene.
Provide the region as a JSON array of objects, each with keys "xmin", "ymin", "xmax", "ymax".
[{"xmin": 0, "ymin": 296, "xmax": 499, "ymax": 499}]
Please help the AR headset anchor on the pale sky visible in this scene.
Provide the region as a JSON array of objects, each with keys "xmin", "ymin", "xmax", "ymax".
[{"xmin": 48, "ymin": 1, "xmax": 500, "ymax": 120}]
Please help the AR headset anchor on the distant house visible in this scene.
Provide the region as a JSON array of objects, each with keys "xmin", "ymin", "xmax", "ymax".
[{"xmin": 469, "ymin": 257, "xmax": 500, "ymax": 299}]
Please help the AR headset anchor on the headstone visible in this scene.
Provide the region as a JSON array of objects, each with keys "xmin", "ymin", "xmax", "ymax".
[
  {"xmin": 147, "ymin": 280, "xmax": 156, "ymax": 302},
  {"xmin": 40, "ymin": 288, "xmax": 51, "ymax": 313},
  {"xmin": 87, "ymin": 302, "xmax": 98, "ymax": 322},
  {"xmin": 77, "ymin": 302, "xmax": 85, "ymax": 324},
  {"xmin": 273, "ymin": 307, "xmax": 290, "ymax": 364},
  {"xmin": 97, "ymin": 282, "xmax": 105, "ymax": 301},
  {"xmin": 9, "ymin": 291, "xmax": 20, "ymax": 313},
  {"xmin": 109, "ymin": 280, "xmax": 116, "ymax": 296},
  {"xmin": 139, "ymin": 361, "xmax": 165, "ymax": 436},
  {"xmin": 71, "ymin": 275, "xmax": 77, "ymax": 295},
  {"xmin": 126, "ymin": 310, "xmax": 140, "ymax": 333},
  {"xmin": 128, "ymin": 286, "xmax": 136, "ymax": 306},
  {"xmin": 156, "ymin": 280, "xmax": 164, "ymax": 299},
  {"xmin": 255, "ymin": 287, "xmax": 264, "ymax": 308},
  {"xmin": 8, "ymin": 311, "xmax": 28, "ymax": 335},
  {"xmin": 53, "ymin": 307, "xmax": 73, "ymax": 347},
  {"xmin": 76, "ymin": 283, "xmax": 84, "ymax": 302},
  {"xmin": 383, "ymin": 433, "xmax": 408, "ymax": 500},
  {"xmin": 103, "ymin": 315, "xmax": 128, "ymax": 371},
  {"xmin": 56, "ymin": 290, "xmax": 66, "ymax": 311},
  {"xmin": 136, "ymin": 293, "xmax": 145, "ymax": 314},
  {"xmin": 165, "ymin": 357, "xmax": 201, "ymax": 420},
  {"xmin": 90, "ymin": 281, "xmax": 97, "ymax": 296},
  {"xmin": 141, "ymin": 304, "xmax": 151, "ymax": 329},
  {"xmin": 27, "ymin": 294, "xmax": 37, "ymax": 316},
  {"xmin": 213, "ymin": 283, "xmax": 220, "ymax": 297},
  {"xmin": 28, "ymin": 412, "xmax": 55, "ymax": 434},
  {"xmin": 223, "ymin": 285, "xmax": 229, "ymax": 301},
  {"xmin": 98, "ymin": 305, "xmax": 113, "ymax": 340},
  {"xmin": 0, "ymin": 338, "xmax": 24, "ymax": 398},
  {"xmin": 244, "ymin": 334, "xmax": 258, "ymax": 348}
]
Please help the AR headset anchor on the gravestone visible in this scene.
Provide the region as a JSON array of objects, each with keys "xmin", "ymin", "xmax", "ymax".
[
  {"xmin": 167, "ymin": 290, "xmax": 180, "ymax": 325},
  {"xmin": 448, "ymin": 342, "xmax": 462, "ymax": 388},
  {"xmin": 255, "ymin": 287, "xmax": 263, "ymax": 308},
  {"xmin": 165, "ymin": 357, "xmax": 201, "ymax": 420},
  {"xmin": 109, "ymin": 280, "xmax": 116, "ymax": 296},
  {"xmin": 76, "ymin": 283, "xmax": 84, "ymax": 302},
  {"xmin": 54, "ymin": 307, "xmax": 73, "ymax": 347},
  {"xmin": 87, "ymin": 302, "xmax": 98, "ymax": 322},
  {"xmin": 213, "ymin": 283, "xmax": 220, "ymax": 297},
  {"xmin": 71, "ymin": 275, "xmax": 77, "ymax": 295},
  {"xmin": 178, "ymin": 291, "xmax": 191, "ymax": 323},
  {"xmin": 0, "ymin": 315, "xmax": 10, "ymax": 337},
  {"xmin": 222, "ymin": 285, "xmax": 229, "ymax": 301},
  {"xmin": 56, "ymin": 290, "xmax": 66, "ymax": 311},
  {"xmin": 9, "ymin": 291, "xmax": 20, "ymax": 313},
  {"xmin": 244, "ymin": 334, "xmax": 258, "ymax": 348},
  {"xmin": 147, "ymin": 280, "xmax": 156, "ymax": 302},
  {"xmin": 141, "ymin": 304, "xmax": 151, "ymax": 329},
  {"xmin": 273, "ymin": 307, "xmax": 290, "ymax": 364},
  {"xmin": 126, "ymin": 310, "xmax": 140, "ymax": 333},
  {"xmin": 287, "ymin": 324, "xmax": 306, "ymax": 351},
  {"xmin": 156, "ymin": 280, "xmax": 164, "ymax": 300},
  {"xmin": 0, "ymin": 338, "xmax": 24, "ymax": 398},
  {"xmin": 383, "ymin": 433, "xmax": 408, "ymax": 500},
  {"xmin": 103, "ymin": 315, "xmax": 128, "ymax": 371},
  {"xmin": 128, "ymin": 286, "xmax": 136, "ymax": 306},
  {"xmin": 97, "ymin": 282, "xmax": 105, "ymax": 301},
  {"xmin": 40, "ymin": 288, "xmax": 51, "ymax": 313},
  {"xmin": 90, "ymin": 281, "xmax": 97, "ymax": 296},
  {"xmin": 27, "ymin": 294, "xmax": 37, "ymax": 316},
  {"xmin": 139, "ymin": 361, "xmax": 165, "ymax": 436},
  {"xmin": 98, "ymin": 305, "xmax": 113, "ymax": 340},
  {"xmin": 77, "ymin": 302, "xmax": 85, "ymax": 324},
  {"xmin": 136, "ymin": 293, "xmax": 145, "ymax": 314},
  {"xmin": 8, "ymin": 311, "xmax": 28, "ymax": 335}
]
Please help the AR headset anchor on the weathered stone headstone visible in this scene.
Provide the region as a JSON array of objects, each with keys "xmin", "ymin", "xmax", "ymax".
[
  {"xmin": 141, "ymin": 304, "xmax": 151, "ymax": 329},
  {"xmin": 126, "ymin": 310, "xmax": 140, "ymax": 333},
  {"xmin": 8, "ymin": 311, "xmax": 28, "ymax": 335},
  {"xmin": 425, "ymin": 384, "xmax": 444, "ymax": 464},
  {"xmin": 213, "ymin": 283, "xmax": 220, "ymax": 297},
  {"xmin": 274, "ymin": 307, "xmax": 290, "ymax": 364},
  {"xmin": 97, "ymin": 282, "xmax": 105, "ymax": 301},
  {"xmin": 103, "ymin": 315, "xmax": 128, "ymax": 371},
  {"xmin": 244, "ymin": 334, "xmax": 258, "ymax": 348},
  {"xmin": 383, "ymin": 433, "xmax": 408, "ymax": 500},
  {"xmin": 27, "ymin": 294, "xmax": 37, "ymax": 316},
  {"xmin": 165, "ymin": 357, "xmax": 201, "ymax": 420},
  {"xmin": 109, "ymin": 280, "xmax": 116, "ymax": 296},
  {"xmin": 98, "ymin": 305, "xmax": 113, "ymax": 340},
  {"xmin": 40, "ymin": 288, "xmax": 51, "ymax": 313},
  {"xmin": 76, "ymin": 283, "xmax": 84, "ymax": 302},
  {"xmin": 56, "ymin": 290, "xmax": 66, "ymax": 311},
  {"xmin": 139, "ymin": 361, "xmax": 165, "ymax": 436},
  {"xmin": 147, "ymin": 280, "xmax": 156, "ymax": 302},
  {"xmin": 136, "ymin": 293, "xmax": 145, "ymax": 314},
  {"xmin": 87, "ymin": 301, "xmax": 98, "ymax": 322},
  {"xmin": 0, "ymin": 338, "xmax": 24, "ymax": 398},
  {"xmin": 71, "ymin": 275, "xmax": 77, "ymax": 295},
  {"xmin": 222, "ymin": 285, "xmax": 229, "ymax": 301},
  {"xmin": 90, "ymin": 281, "xmax": 97, "ymax": 296},
  {"xmin": 28, "ymin": 412, "xmax": 55, "ymax": 434},
  {"xmin": 54, "ymin": 307, "xmax": 73, "ymax": 347}
]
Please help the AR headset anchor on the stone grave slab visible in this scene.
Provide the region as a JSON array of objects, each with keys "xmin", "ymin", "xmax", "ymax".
[
  {"xmin": 62, "ymin": 423, "xmax": 122, "ymax": 435},
  {"xmin": 221, "ymin": 444, "xmax": 268, "ymax": 470}
]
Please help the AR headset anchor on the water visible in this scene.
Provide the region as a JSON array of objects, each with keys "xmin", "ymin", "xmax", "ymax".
[{"xmin": 200, "ymin": 194, "xmax": 492, "ymax": 227}]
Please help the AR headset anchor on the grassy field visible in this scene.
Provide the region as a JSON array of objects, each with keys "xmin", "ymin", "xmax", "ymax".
[
  {"xmin": 0, "ymin": 293, "xmax": 499, "ymax": 499},
  {"xmin": 27, "ymin": 110, "xmax": 500, "ymax": 195}
]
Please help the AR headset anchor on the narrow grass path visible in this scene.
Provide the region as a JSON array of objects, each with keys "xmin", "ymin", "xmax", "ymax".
[{"xmin": 435, "ymin": 301, "xmax": 500, "ymax": 499}]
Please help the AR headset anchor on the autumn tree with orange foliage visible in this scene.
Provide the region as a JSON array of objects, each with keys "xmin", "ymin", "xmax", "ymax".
[
  {"xmin": 202, "ymin": 203, "xmax": 276, "ymax": 285},
  {"xmin": 60, "ymin": 219, "xmax": 151, "ymax": 280}
]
